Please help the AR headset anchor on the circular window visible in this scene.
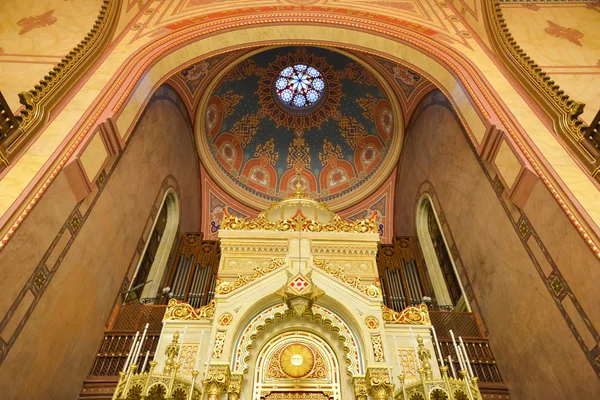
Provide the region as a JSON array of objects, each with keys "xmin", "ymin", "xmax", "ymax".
[{"xmin": 274, "ymin": 64, "xmax": 326, "ymax": 113}]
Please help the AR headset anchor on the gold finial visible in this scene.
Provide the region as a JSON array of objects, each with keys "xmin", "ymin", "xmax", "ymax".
[{"xmin": 291, "ymin": 175, "xmax": 306, "ymax": 199}]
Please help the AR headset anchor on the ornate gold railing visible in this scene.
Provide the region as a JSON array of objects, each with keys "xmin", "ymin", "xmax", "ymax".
[
  {"xmin": 485, "ymin": 1, "xmax": 600, "ymax": 180},
  {"xmin": 0, "ymin": 0, "xmax": 121, "ymax": 173}
]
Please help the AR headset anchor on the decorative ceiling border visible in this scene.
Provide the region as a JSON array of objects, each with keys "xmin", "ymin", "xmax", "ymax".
[
  {"xmin": 484, "ymin": 0, "xmax": 600, "ymax": 181},
  {"xmin": 0, "ymin": 0, "xmax": 122, "ymax": 175}
]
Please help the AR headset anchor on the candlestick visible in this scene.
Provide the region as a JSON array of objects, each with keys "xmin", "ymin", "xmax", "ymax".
[
  {"xmin": 141, "ymin": 350, "xmax": 150, "ymax": 372},
  {"xmin": 177, "ymin": 326, "xmax": 188, "ymax": 360},
  {"xmin": 459, "ymin": 337, "xmax": 474, "ymax": 377},
  {"xmin": 449, "ymin": 330, "xmax": 465, "ymax": 372},
  {"xmin": 128, "ymin": 337, "xmax": 142, "ymax": 372},
  {"xmin": 447, "ymin": 355, "xmax": 456, "ymax": 378},
  {"xmin": 430, "ymin": 326, "xmax": 445, "ymax": 367},
  {"xmin": 195, "ymin": 331, "xmax": 205, "ymax": 371},
  {"xmin": 409, "ymin": 327, "xmax": 421, "ymax": 370},
  {"xmin": 123, "ymin": 331, "xmax": 139, "ymax": 372}
]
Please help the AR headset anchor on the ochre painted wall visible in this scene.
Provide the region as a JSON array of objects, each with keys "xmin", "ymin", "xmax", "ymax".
[
  {"xmin": 393, "ymin": 91, "xmax": 600, "ymax": 399},
  {"xmin": 0, "ymin": 90, "xmax": 200, "ymax": 399}
]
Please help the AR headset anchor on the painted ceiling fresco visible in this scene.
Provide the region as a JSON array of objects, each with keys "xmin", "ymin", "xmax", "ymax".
[{"xmin": 203, "ymin": 46, "xmax": 395, "ymax": 204}]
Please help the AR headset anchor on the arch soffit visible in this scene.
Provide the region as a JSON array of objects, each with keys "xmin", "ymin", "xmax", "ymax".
[
  {"xmin": 231, "ymin": 302, "xmax": 364, "ymax": 377},
  {"xmin": 2, "ymin": 18, "xmax": 598, "ymax": 261}
]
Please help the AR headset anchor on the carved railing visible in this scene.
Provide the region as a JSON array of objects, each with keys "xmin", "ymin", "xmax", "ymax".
[
  {"xmin": 89, "ymin": 332, "xmax": 160, "ymax": 377},
  {"xmin": 429, "ymin": 311, "xmax": 484, "ymax": 338},
  {"xmin": 485, "ymin": 1, "xmax": 600, "ymax": 180},
  {"xmin": 0, "ymin": 0, "xmax": 121, "ymax": 174},
  {"xmin": 108, "ymin": 304, "xmax": 167, "ymax": 332}
]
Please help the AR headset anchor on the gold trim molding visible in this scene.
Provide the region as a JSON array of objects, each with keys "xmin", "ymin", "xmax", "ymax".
[
  {"xmin": 215, "ymin": 258, "xmax": 286, "ymax": 295},
  {"xmin": 312, "ymin": 259, "xmax": 382, "ymax": 298},
  {"xmin": 485, "ymin": 1, "xmax": 600, "ymax": 179},
  {"xmin": 163, "ymin": 298, "xmax": 216, "ymax": 320},
  {"xmin": 381, "ymin": 303, "xmax": 430, "ymax": 325}
]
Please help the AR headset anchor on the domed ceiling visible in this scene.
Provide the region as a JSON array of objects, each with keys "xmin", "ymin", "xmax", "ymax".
[{"xmin": 198, "ymin": 46, "xmax": 402, "ymax": 210}]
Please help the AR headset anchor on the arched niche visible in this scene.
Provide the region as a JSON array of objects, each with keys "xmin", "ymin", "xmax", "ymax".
[
  {"xmin": 415, "ymin": 193, "xmax": 469, "ymax": 311},
  {"xmin": 253, "ymin": 330, "xmax": 342, "ymax": 400},
  {"xmin": 129, "ymin": 188, "xmax": 180, "ymax": 301}
]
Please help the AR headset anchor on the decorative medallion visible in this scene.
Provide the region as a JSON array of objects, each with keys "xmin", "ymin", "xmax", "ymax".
[
  {"xmin": 218, "ymin": 312, "xmax": 233, "ymax": 326},
  {"xmin": 365, "ymin": 316, "xmax": 379, "ymax": 330},
  {"xmin": 274, "ymin": 64, "xmax": 326, "ymax": 113},
  {"xmin": 258, "ymin": 48, "xmax": 341, "ymax": 130},
  {"xmin": 279, "ymin": 344, "xmax": 315, "ymax": 378}
]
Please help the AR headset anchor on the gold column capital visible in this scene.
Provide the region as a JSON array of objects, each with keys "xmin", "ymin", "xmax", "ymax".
[
  {"xmin": 352, "ymin": 375, "xmax": 368, "ymax": 400},
  {"xmin": 366, "ymin": 367, "xmax": 393, "ymax": 400},
  {"xmin": 227, "ymin": 372, "xmax": 244, "ymax": 400},
  {"xmin": 203, "ymin": 364, "xmax": 230, "ymax": 398}
]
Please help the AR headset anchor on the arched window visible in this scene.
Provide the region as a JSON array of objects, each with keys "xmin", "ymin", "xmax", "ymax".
[
  {"xmin": 416, "ymin": 195, "xmax": 469, "ymax": 311},
  {"xmin": 128, "ymin": 190, "xmax": 179, "ymax": 303}
]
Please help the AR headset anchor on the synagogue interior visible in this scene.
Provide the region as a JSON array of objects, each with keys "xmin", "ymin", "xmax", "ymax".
[{"xmin": 0, "ymin": 1, "xmax": 599, "ymax": 399}]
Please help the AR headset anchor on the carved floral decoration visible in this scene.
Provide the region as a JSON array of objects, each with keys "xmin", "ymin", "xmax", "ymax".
[
  {"xmin": 163, "ymin": 298, "xmax": 215, "ymax": 321},
  {"xmin": 380, "ymin": 303, "xmax": 430, "ymax": 325}
]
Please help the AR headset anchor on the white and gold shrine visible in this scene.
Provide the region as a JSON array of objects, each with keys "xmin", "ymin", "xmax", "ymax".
[{"xmin": 113, "ymin": 188, "xmax": 481, "ymax": 400}]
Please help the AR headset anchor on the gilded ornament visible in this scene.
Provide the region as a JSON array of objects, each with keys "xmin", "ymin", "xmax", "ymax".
[
  {"xmin": 312, "ymin": 259, "xmax": 381, "ymax": 298},
  {"xmin": 366, "ymin": 367, "xmax": 393, "ymax": 400},
  {"xmin": 203, "ymin": 364, "xmax": 230, "ymax": 398},
  {"xmin": 163, "ymin": 299, "xmax": 215, "ymax": 321},
  {"xmin": 212, "ymin": 330, "xmax": 227, "ymax": 359},
  {"xmin": 220, "ymin": 206, "xmax": 378, "ymax": 234},
  {"xmin": 215, "ymin": 258, "xmax": 286, "ymax": 295},
  {"xmin": 218, "ymin": 313, "xmax": 233, "ymax": 326},
  {"xmin": 370, "ymin": 334, "xmax": 385, "ymax": 363},
  {"xmin": 279, "ymin": 344, "xmax": 315, "ymax": 378},
  {"xmin": 380, "ymin": 303, "xmax": 430, "ymax": 325},
  {"xmin": 365, "ymin": 316, "xmax": 379, "ymax": 330}
]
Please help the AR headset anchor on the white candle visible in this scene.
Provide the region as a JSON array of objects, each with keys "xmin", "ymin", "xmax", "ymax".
[
  {"xmin": 141, "ymin": 350, "xmax": 150, "ymax": 372},
  {"xmin": 204, "ymin": 340, "xmax": 213, "ymax": 379},
  {"xmin": 449, "ymin": 330, "xmax": 465, "ymax": 371},
  {"xmin": 153, "ymin": 320, "xmax": 167, "ymax": 361},
  {"xmin": 177, "ymin": 326, "xmax": 188, "ymax": 360},
  {"xmin": 409, "ymin": 328, "xmax": 421, "ymax": 370},
  {"xmin": 123, "ymin": 331, "xmax": 139, "ymax": 372},
  {"xmin": 459, "ymin": 337, "xmax": 474, "ymax": 378},
  {"xmin": 393, "ymin": 335, "xmax": 402, "ymax": 375},
  {"xmin": 430, "ymin": 326, "xmax": 445, "ymax": 367},
  {"xmin": 195, "ymin": 331, "xmax": 205, "ymax": 371},
  {"xmin": 134, "ymin": 323, "xmax": 149, "ymax": 366},
  {"xmin": 128, "ymin": 338, "xmax": 142, "ymax": 372},
  {"xmin": 448, "ymin": 355, "xmax": 456, "ymax": 378}
]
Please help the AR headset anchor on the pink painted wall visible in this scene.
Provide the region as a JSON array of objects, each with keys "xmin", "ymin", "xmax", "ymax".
[
  {"xmin": 393, "ymin": 91, "xmax": 600, "ymax": 399},
  {"xmin": 0, "ymin": 89, "xmax": 201, "ymax": 399}
]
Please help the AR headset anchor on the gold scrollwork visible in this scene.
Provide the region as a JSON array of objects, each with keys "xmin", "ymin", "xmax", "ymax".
[
  {"xmin": 220, "ymin": 208, "xmax": 378, "ymax": 234},
  {"xmin": 215, "ymin": 258, "xmax": 286, "ymax": 295},
  {"xmin": 312, "ymin": 259, "xmax": 381, "ymax": 298},
  {"xmin": 163, "ymin": 299, "xmax": 215, "ymax": 321},
  {"xmin": 380, "ymin": 303, "xmax": 430, "ymax": 325}
]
